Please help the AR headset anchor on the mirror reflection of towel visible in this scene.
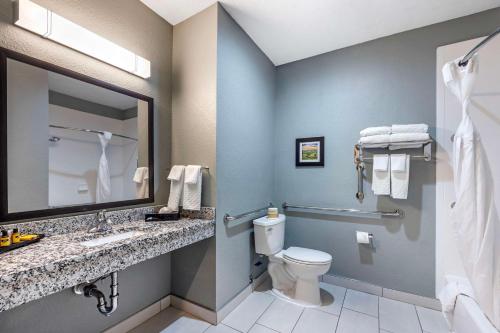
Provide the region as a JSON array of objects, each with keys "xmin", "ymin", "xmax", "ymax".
[
  {"xmin": 133, "ymin": 167, "xmax": 149, "ymax": 199},
  {"xmin": 96, "ymin": 132, "xmax": 112, "ymax": 203}
]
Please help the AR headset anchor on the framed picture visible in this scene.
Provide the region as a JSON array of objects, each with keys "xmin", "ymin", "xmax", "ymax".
[{"xmin": 296, "ymin": 137, "xmax": 324, "ymax": 167}]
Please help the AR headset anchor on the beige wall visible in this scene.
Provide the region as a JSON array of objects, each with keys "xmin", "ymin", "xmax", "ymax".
[
  {"xmin": 170, "ymin": 4, "xmax": 218, "ymax": 310},
  {"xmin": 171, "ymin": 4, "xmax": 217, "ymax": 207},
  {"xmin": 0, "ymin": 0, "xmax": 172, "ymax": 205},
  {"xmin": 0, "ymin": 2, "xmax": 173, "ymax": 330}
]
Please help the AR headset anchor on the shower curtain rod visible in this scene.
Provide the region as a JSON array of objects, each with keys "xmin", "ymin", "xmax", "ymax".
[
  {"xmin": 49, "ymin": 125, "xmax": 138, "ymax": 141},
  {"xmin": 459, "ymin": 27, "xmax": 500, "ymax": 66}
]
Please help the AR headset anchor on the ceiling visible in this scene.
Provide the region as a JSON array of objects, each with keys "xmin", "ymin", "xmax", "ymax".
[{"xmin": 141, "ymin": 0, "xmax": 500, "ymax": 65}]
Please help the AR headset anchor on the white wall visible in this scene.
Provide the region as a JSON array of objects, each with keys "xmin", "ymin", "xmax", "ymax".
[
  {"xmin": 49, "ymin": 105, "xmax": 138, "ymax": 206},
  {"xmin": 436, "ymin": 36, "xmax": 500, "ymax": 293}
]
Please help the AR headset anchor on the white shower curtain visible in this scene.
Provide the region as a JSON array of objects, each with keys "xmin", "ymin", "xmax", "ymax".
[
  {"xmin": 442, "ymin": 56, "xmax": 500, "ymax": 328},
  {"xmin": 96, "ymin": 131, "xmax": 112, "ymax": 203}
]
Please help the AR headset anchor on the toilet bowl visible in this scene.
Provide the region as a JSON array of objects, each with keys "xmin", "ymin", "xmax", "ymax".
[{"xmin": 253, "ymin": 215, "xmax": 332, "ymax": 307}]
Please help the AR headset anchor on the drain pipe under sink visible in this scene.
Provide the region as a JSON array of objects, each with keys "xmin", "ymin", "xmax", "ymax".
[{"xmin": 73, "ymin": 272, "xmax": 119, "ymax": 316}]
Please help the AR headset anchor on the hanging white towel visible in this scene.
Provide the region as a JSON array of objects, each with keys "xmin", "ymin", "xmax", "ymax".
[
  {"xmin": 391, "ymin": 124, "xmax": 429, "ymax": 134},
  {"xmin": 360, "ymin": 126, "xmax": 392, "ymax": 137},
  {"xmin": 372, "ymin": 155, "xmax": 390, "ymax": 195},
  {"xmin": 390, "ymin": 154, "xmax": 410, "ymax": 199},
  {"xmin": 133, "ymin": 167, "xmax": 149, "ymax": 199},
  {"xmin": 390, "ymin": 132, "xmax": 430, "ymax": 143},
  {"xmin": 443, "ymin": 55, "xmax": 500, "ymax": 329},
  {"xmin": 167, "ymin": 165, "xmax": 185, "ymax": 211},
  {"xmin": 359, "ymin": 134, "xmax": 391, "ymax": 145},
  {"xmin": 182, "ymin": 165, "xmax": 202, "ymax": 210},
  {"xmin": 390, "ymin": 154, "xmax": 406, "ymax": 172},
  {"xmin": 96, "ymin": 131, "xmax": 112, "ymax": 203},
  {"xmin": 373, "ymin": 154, "xmax": 389, "ymax": 171}
]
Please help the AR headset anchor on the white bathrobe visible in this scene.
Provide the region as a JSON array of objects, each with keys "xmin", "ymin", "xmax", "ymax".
[{"xmin": 442, "ymin": 55, "xmax": 500, "ymax": 329}]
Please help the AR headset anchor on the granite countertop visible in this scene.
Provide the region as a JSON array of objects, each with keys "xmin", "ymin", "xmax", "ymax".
[{"xmin": 0, "ymin": 217, "xmax": 215, "ymax": 312}]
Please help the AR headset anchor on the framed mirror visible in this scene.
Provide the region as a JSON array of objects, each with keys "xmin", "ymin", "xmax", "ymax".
[{"xmin": 0, "ymin": 48, "xmax": 154, "ymax": 222}]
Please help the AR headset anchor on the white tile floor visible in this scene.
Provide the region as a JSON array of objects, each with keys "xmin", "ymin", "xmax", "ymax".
[{"xmin": 128, "ymin": 281, "xmax": 451, "ymax": 333}]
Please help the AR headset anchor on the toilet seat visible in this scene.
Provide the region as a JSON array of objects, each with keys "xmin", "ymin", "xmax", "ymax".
[{"xmin": 283, "ymin": 247, "xmax": 332, "ymax": 265}]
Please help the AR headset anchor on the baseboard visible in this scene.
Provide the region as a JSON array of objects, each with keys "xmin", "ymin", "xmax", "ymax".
[
  {"xmin": 252, "ymin": 270, "xmax": 270, "ymax": 290},
  {"xmin": 103, "ymin": 295, "xmax": 170, "ymax": 333},
  {"xmin": 322, "ymin": 274, "xmax": 442, "ymax": 311},
  {"xmin": 170, "ymin": 295, "xmax": 217, "ymax": 325}
]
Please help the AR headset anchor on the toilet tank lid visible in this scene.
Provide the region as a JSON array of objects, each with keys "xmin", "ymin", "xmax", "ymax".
[
  {"xmin": 283, "ymin": 247, "xmax": 332, "ymax": 264},
  {"xmin": 253, "ymin": 214, "xmax": 286, "ymax": 226}
]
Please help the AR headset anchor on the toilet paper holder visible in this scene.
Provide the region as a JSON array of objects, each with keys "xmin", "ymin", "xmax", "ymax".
[{"xmin": 356, "ymin": 231, "xmax": 374, "ymax": 245}]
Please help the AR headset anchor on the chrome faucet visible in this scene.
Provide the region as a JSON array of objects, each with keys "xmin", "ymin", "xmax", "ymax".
[{"xmin": 88, "ymin": 210, "xmax": 112, "ymax": 233}]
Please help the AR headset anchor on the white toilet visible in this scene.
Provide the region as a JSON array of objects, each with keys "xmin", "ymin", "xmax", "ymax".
[{"xmin": 253, "ymin": 214, "xmax": 332, "ymax": 307}]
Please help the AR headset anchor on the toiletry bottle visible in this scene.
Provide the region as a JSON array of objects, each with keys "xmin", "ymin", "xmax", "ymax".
[
  {"xmin": 19, "ymin": 234, "xmax": 38, "ymax": 241},
  {"xmin": 0, "ymin": 230, "xmax": 11, "ymax": 247},
  {"xmin": 11, "ymin": 228, "xmax": 20, "ymax": 244}
]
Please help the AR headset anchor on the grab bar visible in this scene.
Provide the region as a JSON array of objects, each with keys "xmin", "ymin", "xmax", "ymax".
[
  {"xmin": 223, "ymin": 203, "xmax": 273, "ymax": 223},
  {"xmin": 282, "ymin": 202, "xmax": 404, "ymax": 218}
]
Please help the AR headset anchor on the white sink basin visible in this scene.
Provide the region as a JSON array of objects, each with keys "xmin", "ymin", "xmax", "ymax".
[{"xmin": 80, "ymin": 231, "xmax": 143, "ymax": 247}]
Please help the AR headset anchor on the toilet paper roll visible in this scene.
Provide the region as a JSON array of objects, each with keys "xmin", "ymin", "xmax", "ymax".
[{"xmin": 356, "ymin": 231, "xmax": 372, "ymax": 244}]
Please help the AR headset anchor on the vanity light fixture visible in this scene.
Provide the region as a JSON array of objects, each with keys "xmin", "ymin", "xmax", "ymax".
[{"xmin": 14, "ymin": 0, "xmax": 151, "ymax": 79}]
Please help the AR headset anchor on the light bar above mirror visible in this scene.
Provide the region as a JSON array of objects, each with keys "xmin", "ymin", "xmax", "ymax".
[{"xmin": 14, "ymin": 0, "xmax": 151, "ymax": 79}]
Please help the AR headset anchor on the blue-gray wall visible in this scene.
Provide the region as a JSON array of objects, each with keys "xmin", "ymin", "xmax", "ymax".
[
  {"xmin": 216, "ymin": 6, "xmax": 276, "ymax": 309},
  {"xmin": 273, "ymin": 8, "xmax": 500, "ymax": 297}
]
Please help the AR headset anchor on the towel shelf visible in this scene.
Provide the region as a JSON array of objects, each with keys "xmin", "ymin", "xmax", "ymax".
[
  {"xmin": 223, "ymin": 203, "xmax": 273, "ymax": 223},
  {"xmin": 283, "ymin": 202, "xmax": 404, "ymax": 218},
  {"xmin": 354, "ymin": 140, "xmax": 433, "ymax": 202}
]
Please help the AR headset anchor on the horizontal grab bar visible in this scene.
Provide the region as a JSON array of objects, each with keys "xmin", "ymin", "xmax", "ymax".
[
  {"xmin": 224, "ymin": 203, "xmax": 273, "ymax": 223},
  {"xmin": 282, "ymin": 202, "xmax": 404, "ymax": 218}
]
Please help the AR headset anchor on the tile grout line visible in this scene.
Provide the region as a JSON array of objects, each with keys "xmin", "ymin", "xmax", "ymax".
[
  {"xmin": 289, "ymin": 306, "xmax": 305, "ymax": 333},
  {"xmin": 252, "ymin": 323, "xmax": 282, "ymax": 333},
  {"xmin": 252, "ymin": 294, "xmax": 278, "ymax": 330},
  {"xmin": 414, "ymin": 305, "xmax": 424, "ymax": 333},
  {"xmin": 377, "ymin": 295, "xmax": 381, "ymax": 333},
  {"xmin": 334, "ymin": 288, "xmax": 348, "ymax": 333},
  {"xmin": 222, "ymin": 323, "xmax": 245, "ymax": 333}
]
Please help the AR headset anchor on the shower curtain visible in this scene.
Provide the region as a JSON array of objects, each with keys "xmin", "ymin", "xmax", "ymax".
[
  {"xmin": 442, "ymin": 56, "xmax": 500, "ymax": 328},
  {"xmin": 96, "ymin": 131, "xmax": 112, "ymax": 203}
]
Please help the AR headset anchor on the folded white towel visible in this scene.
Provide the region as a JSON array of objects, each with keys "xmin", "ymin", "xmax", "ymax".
[
  {"xmin": 159, "ymin": 206, "xmax": 175, "ymax": 213},
  {"xmin": 184, "ymin": 165, "xmax": 201, "ymax": 184},
  {"xmin": 391, "ymin": 124, "xmax": 428, "ymax": 134},
  {"xmin": 372, "ymin": 156, "xmax": 390, "ymax": 196},
  {"xmin": 168, "ymin": 165, "xmax": 185, "ymax": 181},
  {"xmin": 182, "ymin": 165, "xmax": 202, "ymax": 210},
  {"xmin": 391, "ymin": 154, "xmax": 410, "ymax": 199},
  {"xmin": 373, "ymin": 154, "xmax": 389, "ymax": 171},
  {"xmin": 390, "ymin": 154, "xmax": 406, "ymax": 172},
  {"xmin": 388, "ymin": 143, "xmax": 422, "ymax": 150},
  {"xmin": 167, "ymin": 165, "xmax": 185, "ymax": 210},
  {"xmin": 133, "ymin": 167, "xmax": 149, "ymax": 199},
  {"xmin": 360, "ymin": 126, "xmax": 392, "ymax": 137},
  {"xmin": 359, "ymin": 134, "xmax": 391, "ymax": 145},
  {"xmin": 390, "ymin": 132, "xmax": 430, "ymax": 143}
]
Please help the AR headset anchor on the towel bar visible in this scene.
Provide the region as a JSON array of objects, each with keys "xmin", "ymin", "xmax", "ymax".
[{"xmin": 223, "ymin": 203, "xmax": 273, "ymax": 223}]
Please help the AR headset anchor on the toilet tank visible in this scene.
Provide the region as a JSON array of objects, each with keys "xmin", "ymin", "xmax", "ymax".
[{"xmin": 253, "ymin": 214, "xmax": 286, "ymax": 255}]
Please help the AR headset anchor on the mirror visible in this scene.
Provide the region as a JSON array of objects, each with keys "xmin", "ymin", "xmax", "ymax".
[{"xmin": 0, "ymin": 49, "xmax": 154, "ymax": 221}]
